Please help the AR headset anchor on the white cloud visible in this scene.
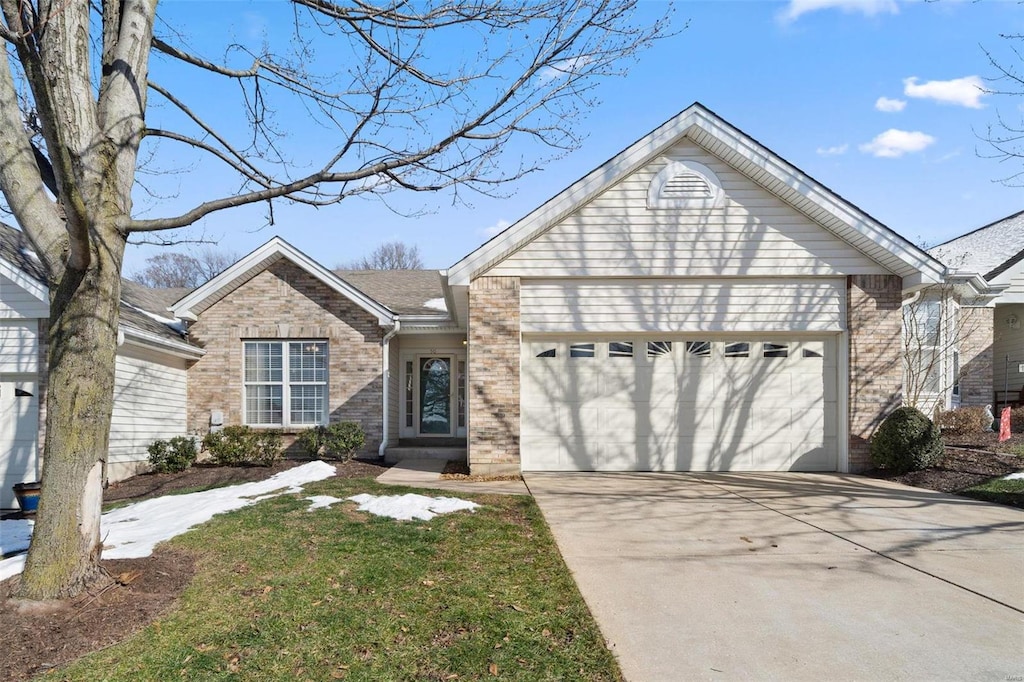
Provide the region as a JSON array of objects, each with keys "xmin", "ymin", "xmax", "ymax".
[
  {"xmin": 779, "ymin": 0, "xmax": 898, "ymax": 23},
  {"xmin": 874, "ymin": 96, "xmax": 906, "ymax": 113},
  {"xmin": 859, "ymin": 129, "xmax": 936, "ymax": 158},
  {"xmin": 816, "ymin": 143, "xmax": 849, "ymax": 156},
  {"xmin": 538, "ymin": 55, "xmax": 594, "ymax": 82},
  {"xmin": 480, "ymin": 219, "xmax": 511, "ymax": 238},
  {"xmin": 903, "ymin": 76, "xmax": 987, "ymax": 109}
]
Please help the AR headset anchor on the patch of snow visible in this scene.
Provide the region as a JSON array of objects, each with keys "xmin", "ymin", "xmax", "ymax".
[
  {"xmin": 0, "ymin": 461, "xmax": 336, "ymax": 582},
  {"xmin": 19, "ymin": 247, "xmax": 40, "ymax": 262},
  {"xmin": 423, "ymin": 297, "xmax": 447, "ymax": 312},
  {"xmin": 305, "ymin": 495, "xmax": 343, "ymax": 511},
  {"xmin": 123, "ymin": 301, "xmax": 187, "ymax": 334},
  {"xmin": 1003, "ymin": 472, "xmax": 1024, "ymax": 480},
  {"xmin": 0, "ymin": 518, "xmax": 34, "ymax": 557},
  {"xmin": 347, "ymin": 493, "xmax": 478, "ymax": 521}
]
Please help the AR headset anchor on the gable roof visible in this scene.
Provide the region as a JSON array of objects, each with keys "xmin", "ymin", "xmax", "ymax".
[
  {"xmin": 0, "ymin": 222, "xmax": 201, "ymax": 356},
  {"xmin": 448, "ymin": 102, "xmax": 946, "ymax": 288},
  {"xmin": 333, "ymin": 269, "xmax": 447, "ymax": 317},
  {"xmin": 169, "ymin": 236, "xmax": 395, "ymax": 325},
  {"xmin": 928, "ymin": 209, "xmax": 1024, "ymax": 281}
]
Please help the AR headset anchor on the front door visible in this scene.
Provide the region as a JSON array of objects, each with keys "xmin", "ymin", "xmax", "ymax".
[{"xmin": 419, "ymin": 356, "xmax": 452, "ymax": 435}]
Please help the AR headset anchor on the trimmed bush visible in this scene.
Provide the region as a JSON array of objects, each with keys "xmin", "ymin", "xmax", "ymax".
[
  {"xmin": 1011, "ymin": 406, "xmax": 1024, "ymax": 434},
  {"xmin": 147, "ymin": 436, "xmax": 198, "ymax": 473},
  {"xmin": 937, "ymin": 406, "xmax": 992, "ymax": 437},
  {"xmin": 870, "ymin": 406, "xmax": 944, "ymax": 474},
  {"xmin": 203, "ymin": 425, "xmax": 282, "ymax": 467},
  {"xmin": 296, "ymin": 421, "xmax": 365, "ymax": 461}
]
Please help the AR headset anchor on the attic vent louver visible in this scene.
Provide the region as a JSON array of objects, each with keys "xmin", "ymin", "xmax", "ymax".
[
  {"xmin": 647, "ymin": 159, "xmax": 724, "ymax": 210},
  {"xmin": 661, "ymin": 173, "xmax": 712, "ymax": 198}
]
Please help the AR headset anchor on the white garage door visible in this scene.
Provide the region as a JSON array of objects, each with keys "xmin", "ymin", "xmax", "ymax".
[{"xmin": 521, "ymin": 337, "xmax": 838, "ymax": 472}]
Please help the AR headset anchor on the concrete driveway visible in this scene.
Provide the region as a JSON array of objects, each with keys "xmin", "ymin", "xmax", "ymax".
[{"xmin": 525, "ymin": 472, "xmax": 1024, "ymax": 681}]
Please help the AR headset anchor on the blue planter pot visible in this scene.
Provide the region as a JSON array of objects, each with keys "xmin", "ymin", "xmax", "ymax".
[{"xmin": 12, "ymin": 482, "xmax": 41, "ymax": 515}]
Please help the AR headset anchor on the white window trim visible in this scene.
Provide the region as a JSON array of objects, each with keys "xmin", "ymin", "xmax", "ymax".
[
  {"xmin": 243, "ymin": 340, "xmax": 328, "ymax": 428},
  {"xmin": 647, "ymin": 159, "xmax": 725, "ymax": 210}
]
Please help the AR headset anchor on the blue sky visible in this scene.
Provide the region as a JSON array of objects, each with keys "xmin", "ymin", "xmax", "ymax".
[{"xmin": 127, "ymin": 0, "xmax": 1024, "ymax": 273}]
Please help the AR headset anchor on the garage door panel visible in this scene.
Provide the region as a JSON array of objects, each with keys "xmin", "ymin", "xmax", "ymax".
[
  {"xmin": 676, "ymin": 374, "xmax": 716, "ymax": 400},
  {"xmin": 521, "ymin": 336, "xmax": 839, "ymax": 472},
  {"xmin": 791, "ymin": 442, "xmax": 836, "ymax": 471}
]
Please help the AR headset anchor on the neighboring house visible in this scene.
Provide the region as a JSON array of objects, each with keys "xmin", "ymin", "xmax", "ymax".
[
  {"xmin": 4, "ymin": 103, "xmax": 988, "ymax": 505},
  {"xmin": 0, "ymin": 223, "xmax": 204, "ymax": 508},
  {"xmin": 929, "ymin": 211, "xmax": 1024, "ymax": 412}
]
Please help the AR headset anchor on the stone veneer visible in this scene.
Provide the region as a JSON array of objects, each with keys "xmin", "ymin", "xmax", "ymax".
[
  {"xmin": 467, "ymin": 276, "xmax": 520, "ymax": 473},
  {"xmin": 847, "ymin": 274, "xmax": 903, "ymax": 472},
  {"xmin": 958, "ymin": 306, "xmax": 994, "ymax": 408},
  {"xmin": 187, "ymin": 259, "xmax": 383, "ymax": 454}
]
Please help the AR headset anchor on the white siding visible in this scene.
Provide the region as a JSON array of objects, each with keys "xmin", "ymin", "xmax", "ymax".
[
  {"xmin": 0, "ymin": 275, "xmax": 48, "ymax": 319},
  {"xmin": 521, "ymin": 279, "xmax": 846, "ymax": 334},
  {"xmin": 992, "ymin": 259, "xmax": 1024, "ymax": 304},
  {"xmin": 0, "ymin": 321, "xmax": 39, "ymax": 373},
  {"xmin": 993, "ymin": 303, "xmax": 1024, "ymax": 398},
  {"xmin": 108, "ymin": 345, "xmax": 188, "ymax": 467},
  {"xmin": 489, "ymin": 140, "xmax": 889, "ymax": 278}
]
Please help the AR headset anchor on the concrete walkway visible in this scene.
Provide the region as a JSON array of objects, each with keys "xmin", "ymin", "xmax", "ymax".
[
  {"xmin": 375, "ymin": 458, "xmax": 529, "ymax": 495},
  {"xmin": 526, "ymin": 472, "xmax": 1024, "ymax": 681}
]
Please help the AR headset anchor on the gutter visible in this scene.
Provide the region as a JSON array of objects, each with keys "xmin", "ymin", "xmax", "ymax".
[
  {"xmin": 378, "ymin": 320, "xmax": 401, "ymax": 458},
  {"xmin": 120, "ymin": 325, "xmax": 206, "ymax": 360}
]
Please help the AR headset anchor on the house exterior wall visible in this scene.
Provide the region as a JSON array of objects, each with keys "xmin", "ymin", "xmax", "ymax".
[
  {"xmin": 387, "ymin": 338, "xmax": 400, "ymax": 444},
  {"xmin": 489, "ymin": 139, "xmax": 890, "ymax": 279},
  {"xmin": 992, "ymin": 303, "xmax": 1024, "ymax": 401},
  {"xmin": 847, "ymin": 275, "xmax": 903, "ymax": 472},
  {"xmin": 107, "ymin": 344, "xmax": 190, "ymax": 482},
  {"xmin": 958, "ymin": 306, "xmax": 994, "ymax": 408},
  {"xmin": 467, "ymin": 276, "xmax": 520, "ymax": 473},
  {"xmin": 187, "ymin": 260, "xmax": 384, "ymax": 455},
  {"xmin": 520, "ymin": 278, "xmax": 846, "ymax": 333}
]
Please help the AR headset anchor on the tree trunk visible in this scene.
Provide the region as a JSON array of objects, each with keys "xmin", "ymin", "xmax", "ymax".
[{"xmin": 16, "ymin": 225, "xmax": 126, "ymax": 600}]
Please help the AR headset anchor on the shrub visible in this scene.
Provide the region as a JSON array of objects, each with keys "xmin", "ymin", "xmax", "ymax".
[
  {"xmin": 296, "ymin": 422, "xmax": 365, "ymax": 461},
  {"xmin": 202, "ymin": 425, "xmax": 282, "ymax": 467},
  {"xmin": 870, "ymin": 406, "xmax": 944, "ymax": 474},
  {"xmin": 147, "ymin": 436, "xmax": 198, "ymax": 473},
  {"xmin": 1011, "ymin": 406, "xmax": 1024, "ymax": 434},
  {"xmin": 937, "ymin": 406, "xmax": 992, "ymax": 437}
]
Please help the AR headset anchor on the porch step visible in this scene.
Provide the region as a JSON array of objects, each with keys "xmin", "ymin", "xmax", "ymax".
[{"xmin": 384, "ymin": 446, "xmax": 466, "ymax": 464}]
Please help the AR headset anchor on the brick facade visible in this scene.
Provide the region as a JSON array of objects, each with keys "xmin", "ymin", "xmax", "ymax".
[
  {"xmin": 467, "ymin": 276, "xmax": 520, "ymax": 473},
  {"xmin": 847, "ymin": 274, "xmax": 903, "ymax": 472},
  {"xmin": 186, "ymin": 260, "xmax": 384, "ymax": 454},
  {"xmin": 958, "ymin": 306, "xmax": 994, "ymax": 408}
]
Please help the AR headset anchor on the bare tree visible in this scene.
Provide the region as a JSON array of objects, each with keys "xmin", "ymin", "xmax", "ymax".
[
  {"xmin": 982, "ymin": 33, "xmax": 1024, "ymax": 185},
  {"xmin": 345, "ymin": 241, "xmax": 424, "ymax": 270},
  {"xmin": 0, "ymin": 0, "xmax": 669, "ymax": 599},
  {"xmin": 130, "ymin": 249, "xmax": 238, "ymax": 288}
]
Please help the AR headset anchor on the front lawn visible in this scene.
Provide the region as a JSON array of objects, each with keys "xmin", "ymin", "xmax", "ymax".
[
  {"xmin": 960, "ymin": 476, "xmax": 1024, "ymax": 508},
  {"xmin": 52, "ymin": 477, "xmax": 620, "ymax": 681}
]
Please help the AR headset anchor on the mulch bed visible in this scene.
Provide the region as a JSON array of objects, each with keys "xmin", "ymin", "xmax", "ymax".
[
  {"xmin": 865, "ymin": 430, "xmax": 1024, "ymax": 509},
  {"xmin": 440, "ymin": 459, "xmax": 523, "ymax": 482},
  {"xmin": 103, "ymin": 456, "xmax": 391, "ymax": 504},
  {"xmin": 0, "ymin": 457, "xmax": 390, "ymax": 681}
]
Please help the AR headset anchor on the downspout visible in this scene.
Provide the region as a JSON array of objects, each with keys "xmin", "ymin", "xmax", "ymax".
[{"xmin": 378, "ymin": 320, "xmax": 400, "ymax": 458}]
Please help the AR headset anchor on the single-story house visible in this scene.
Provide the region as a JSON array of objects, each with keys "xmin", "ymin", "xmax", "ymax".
[
  {"xmin": 5, "ymin": 102, "xmax": 1001, "ymax": 507},
  {"xmin": 929, "ymin": 211, "xmax": 1024, "ymax": 411}
]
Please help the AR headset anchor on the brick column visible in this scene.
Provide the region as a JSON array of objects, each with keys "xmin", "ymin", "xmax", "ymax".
[
  {"xmin": 467, "ymin": 276, "xmax": 521, "ymax": 474},
  {"xmin": 958, "ymin": 307, "xmax": 994, "ymax": 407},
  {"xmin": 848, "ymin": 275, "xmax": 903, "ymax": 472}
]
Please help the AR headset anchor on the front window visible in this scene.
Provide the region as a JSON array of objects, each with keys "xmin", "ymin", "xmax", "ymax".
[{"xmin": 244, "ymin": 341, "xmax": 327, "ymax": 426}]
